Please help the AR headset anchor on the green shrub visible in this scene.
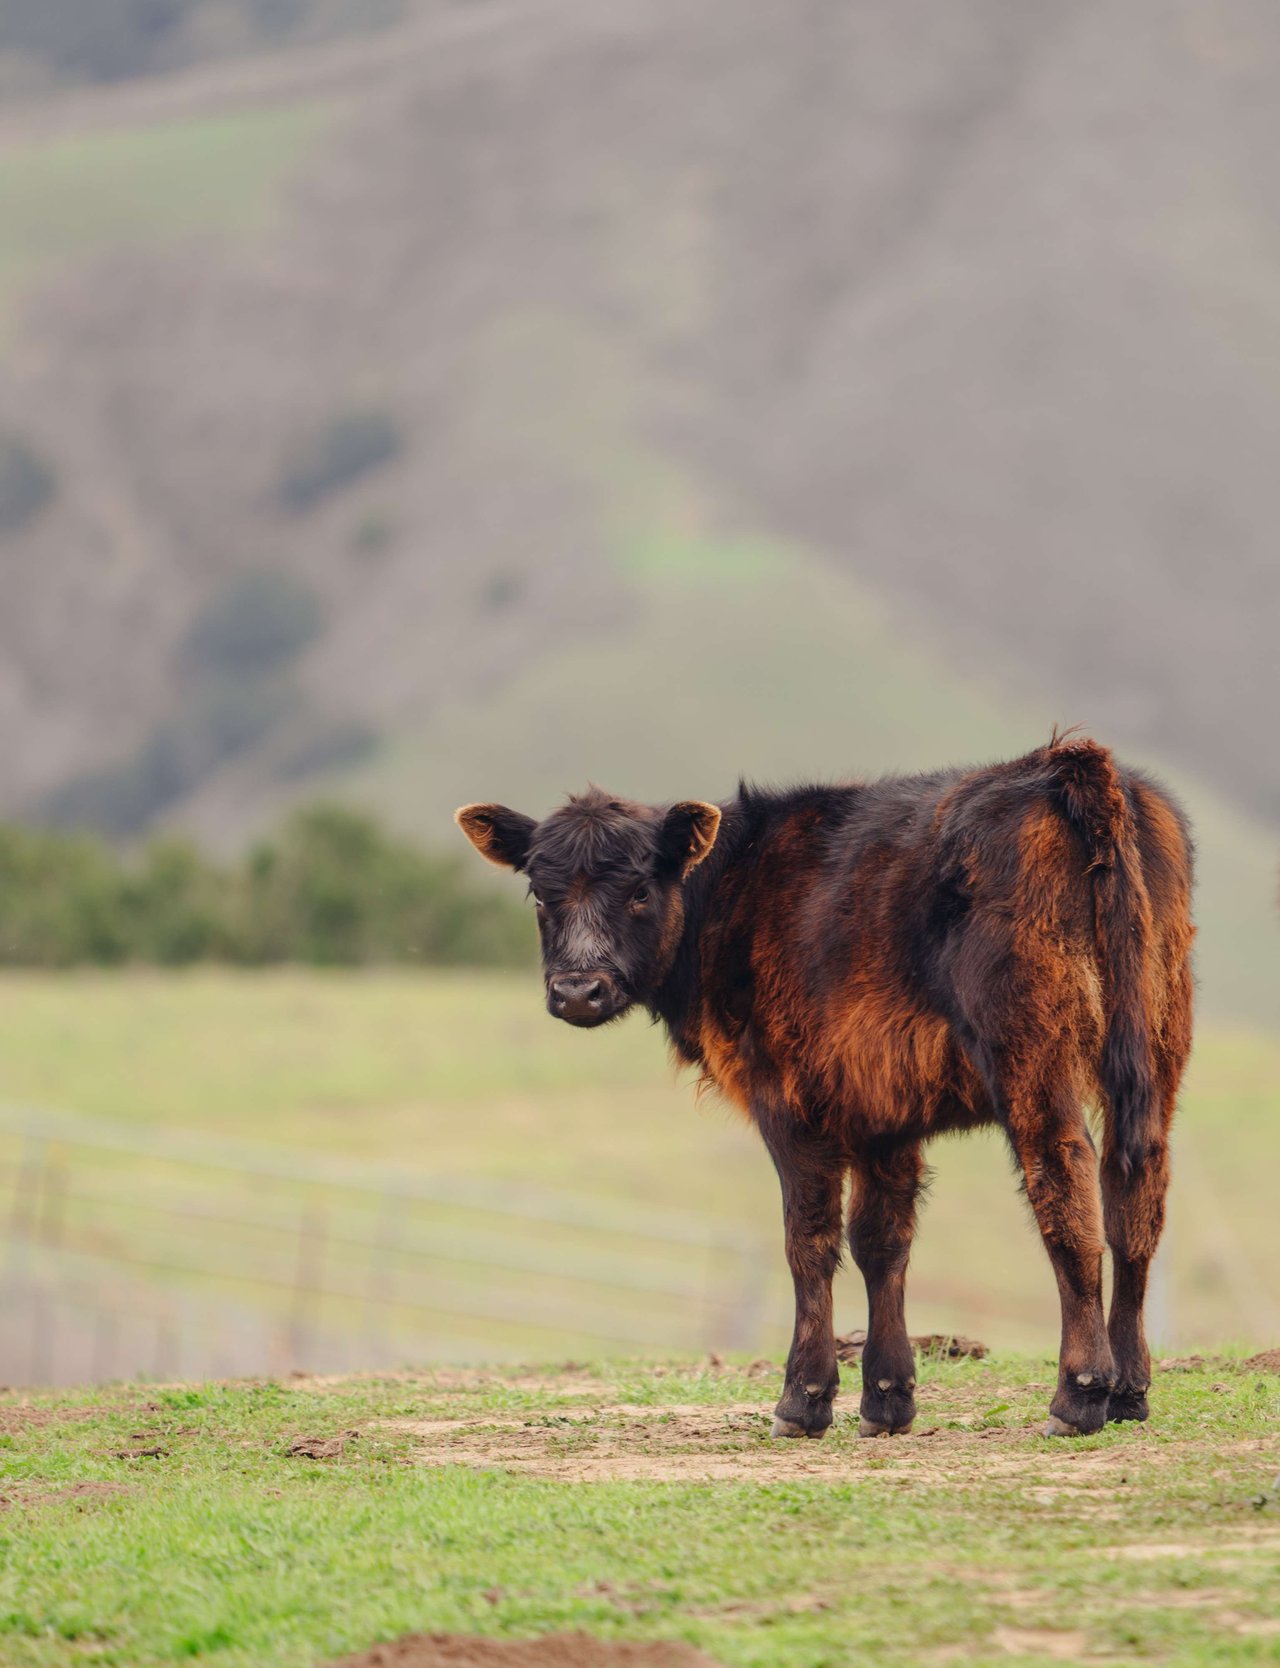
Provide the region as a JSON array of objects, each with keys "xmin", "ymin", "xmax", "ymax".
[
  {"xmin": 0, "ymin": 824, "xmax": 129, "ymax": 966},
  {"xmin": 239, "ymin": 803, "xmax": 529, "ymax": 967},
  {"xmin": 181, "ymin": 569, "xmax": 323, "ymax": 678},
  {"xmin": 277, "ymin": 410, "xmax": 403, "ymax": 513},
  {"xmin": 0, "ymin": 805, "xmax": 531, "ymax": 968}
]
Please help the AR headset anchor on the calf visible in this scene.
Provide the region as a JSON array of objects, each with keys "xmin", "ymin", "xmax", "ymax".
[{"xmin": 456, "ymin": 736, "xmax": 1194, "ymax": 1438}]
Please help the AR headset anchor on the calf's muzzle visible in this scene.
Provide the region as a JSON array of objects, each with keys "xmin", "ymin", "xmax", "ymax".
[{"xmin": 547, "ymin": 971, "xmax": 623, "ymax": 1027}]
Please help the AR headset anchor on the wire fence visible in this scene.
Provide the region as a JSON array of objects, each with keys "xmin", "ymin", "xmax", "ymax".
[
  {"xmin": 0, "ymin": 1105, "xmax": 775, "ymax": 1388},
  {"xmin": 0, "ymin": 1106, "xmax": 1273, "ymax": 1389}
]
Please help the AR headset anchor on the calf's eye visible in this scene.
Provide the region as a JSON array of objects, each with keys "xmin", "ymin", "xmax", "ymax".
[{"xmin": 632, "ymin": 885, "xmax": 650, "ymax": 907}]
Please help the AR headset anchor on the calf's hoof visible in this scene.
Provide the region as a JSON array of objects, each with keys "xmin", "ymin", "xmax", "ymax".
[
  {"xmin": 1107, "ymin": 1386, "xmax": 1150, "ymax": 1424},
  {"xmin": 859, "ymin": 1414, "xmax": 914, "ymax": 1438},
  {"xmin": 771, "ymin": 1379, "xmax": 836, "ymax": 1440},
  {"xmin": 1042, "ymin": 1414, "xmax": 1082, "ymax": 1437},
  {"xmin": 771, "ymin": 1414, "xmax": 826, "ymax": 1440},
  {"xmin": 858, "ymin": 1378, "xmax": 916, "ymax": 1438},
  {"xmin": 1043, "ymin": 1372, "xmax": 1111, "ymax": 1437}
]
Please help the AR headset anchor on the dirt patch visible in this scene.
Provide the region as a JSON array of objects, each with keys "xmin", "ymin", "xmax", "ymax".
[
  {"xmin": 1, "ymin": 1480, "xmax": 130, "ymax": 1511},
  {"xmin": 387, "ymin": 1395, "xmax": 1280, "ymax": 1489},
  {"xmin": 0, "ymin": 1403, "xmax": 115, "ymax": 1434},
  {"xmin": 325, "ymin": 1633, "xmax": 724, "ymax": 1667},
  {"xmin": 990, "ymin": 1626, "xmax": 1086, "ymax": 1659},
  {"xmin": 1242, "ymin": 1349, "xmax": 1280, "ymax": 1373}
]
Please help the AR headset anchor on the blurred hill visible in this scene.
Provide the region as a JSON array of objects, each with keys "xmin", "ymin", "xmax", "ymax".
[
  {"xmin": 0, "ymin": 0, "xmax": 1276, "ymax": 1018},
  {"xmin": 0, "ymin": 0, "xmax": 405, "ymax": 97}
]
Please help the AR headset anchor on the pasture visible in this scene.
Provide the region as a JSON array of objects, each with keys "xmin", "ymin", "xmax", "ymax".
[{"xmin": 1, "ymin": 1353, "xmax": 1278, "ymax": 1666}]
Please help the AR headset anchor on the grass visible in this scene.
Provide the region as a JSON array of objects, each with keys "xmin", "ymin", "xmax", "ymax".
[
  {"xmin": 0, "ymin": 971, "xmax": 1276, "ymax": 1357},
  {"xmin": 0, "ymin": 1354, "xmax": 1277, "ymax": 1666},
  {"xmin": 0, "ymin": 101, "xmax": 332, "ymax": 336}
]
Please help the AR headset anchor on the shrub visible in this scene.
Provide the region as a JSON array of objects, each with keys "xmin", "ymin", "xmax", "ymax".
[
  {"xmin": 120, "ymin": 838, "xmax": 235, "ymax": 964},
  {"xmin": 181, "ymin": 569, "xmax": 324, "ymax": 679},
  {"xmin": 276, "ymin": 410, "xmax": 403, "ymax": 513},
  {"xmin": 0, "ymin": 824, "xmax": 129, "ymax": 966},
  {"xmin": 239, "ymin": 803, "xmax": 530, "ymax": 967},
  {"xmin": 0, "ymin": 433, "xmax": 55, "ymax": 534},
  {"xmin": 0, "ymin": 805, "xmax": 531, "ymax": 968}
]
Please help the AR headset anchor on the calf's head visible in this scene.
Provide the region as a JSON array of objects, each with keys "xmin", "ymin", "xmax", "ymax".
[{"xmin": 455, "ymin": 788, "xmax": 720, "ymax": 1027}]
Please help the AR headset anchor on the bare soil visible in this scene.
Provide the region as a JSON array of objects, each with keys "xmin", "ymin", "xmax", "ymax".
[
  {"xmin": 326, "ymin": 1633, "xmax": 724, "ymax": 1667},
  {"xmin": 382, "ymin": 1373, "xmax": 1280, "ymax": 1497}
]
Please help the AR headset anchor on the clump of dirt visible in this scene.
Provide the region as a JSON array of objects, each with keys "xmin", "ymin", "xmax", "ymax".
[
  {"xmin": 326, "ymin": 1633, "xmax": 724, "ymax": 1666},
  {"xmin": 835, "ymin": 1330, "xmax": 987, "ymax": 1363},
  {"xmin": 286, "ymin": 1431, "xmax": 360, "ymax": 1459},
  {"xmin": 1243, "ymin": 1350, "xmax": 1280, "ymax": 1374}
]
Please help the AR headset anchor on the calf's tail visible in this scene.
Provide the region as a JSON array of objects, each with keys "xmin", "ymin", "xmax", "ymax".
[{"xmin": 1047, "ymin": 735, "xmax": 1158, "ymax": 1177}]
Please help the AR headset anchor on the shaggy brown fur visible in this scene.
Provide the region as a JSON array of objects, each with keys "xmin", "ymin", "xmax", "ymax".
[{"xmin": 457, "ymin": 737, "xmax": 1195, "ymax": 1438}]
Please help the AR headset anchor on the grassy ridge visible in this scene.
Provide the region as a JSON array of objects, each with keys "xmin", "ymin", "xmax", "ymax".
[
  {"xmin": 0, "ymin": 971, "xmax": 1276, "ymax": 1355},
  {"xmin": 0, "ymin": 1355, "xmax": 1277, "ymax": 1666}
]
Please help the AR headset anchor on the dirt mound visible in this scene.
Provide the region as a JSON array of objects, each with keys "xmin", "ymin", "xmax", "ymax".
[
  {"xmin": 327, "ymin": 1633, "xmax": 723, "ymax": 1667},
  {"xmin": 1243, "ymin": 1350, "xmax": 1280, "ymax": 1373},
  {"xmin": 835, "ymin": 1329, "xmax": 987, "ymax": 1364}
]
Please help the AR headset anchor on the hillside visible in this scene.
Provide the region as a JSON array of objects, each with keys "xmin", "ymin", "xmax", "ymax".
[{"xmin": 0, "ymin": 1, "xmax": 1276, "ymax": 1017}]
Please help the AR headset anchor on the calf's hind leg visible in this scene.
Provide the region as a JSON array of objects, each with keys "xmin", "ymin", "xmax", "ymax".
[
  {"xmin": 761, "ymin": 1117, "xmax": 845, "ymax": 1439},
  {"xmin": 1005, "ymin": 1086, "xmax": 1115, "ymax": 1436},
  {"xmin": 848, "ymin": 1141, "xmax": 923, "ymax": 1437},
  {"xmin": 1100, "ymin": 1129, "xmax": 1168, "ymax": 1424}
]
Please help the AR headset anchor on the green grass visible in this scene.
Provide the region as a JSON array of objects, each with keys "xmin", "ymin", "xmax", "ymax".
[
  {"xmin": 0, "ymin": 971, "xmax": 1276, "ymax": 1355},
  {"xmin": 0, "ymin": 101, "xmax": 332, "ymax": 334},
  {"xmin": 0, "ymin": 1355, "xmax": 1277, "ymax": 1667}
]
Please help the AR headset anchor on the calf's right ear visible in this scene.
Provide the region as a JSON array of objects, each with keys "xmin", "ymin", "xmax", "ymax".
[{"xmin": 454, "ymin": 804, "xmax": 537, "ymax": 871}]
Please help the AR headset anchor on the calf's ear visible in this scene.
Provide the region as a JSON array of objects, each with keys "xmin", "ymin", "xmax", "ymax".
[
  {"xmin": 455, "ymin": 803, "xmax": 537, "ymax": 871},
  {"xmin": 658, "ymin": 800, "xmax": 721, "ymax": 877}
]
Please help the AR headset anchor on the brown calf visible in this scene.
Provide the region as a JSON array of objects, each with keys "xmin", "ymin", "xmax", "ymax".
[{"xmin": 457, "ymin": 736, "xmax": 1194, "ymax": 1438}]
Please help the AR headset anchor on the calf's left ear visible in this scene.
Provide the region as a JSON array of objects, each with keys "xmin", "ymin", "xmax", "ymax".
[
  {"xmin": 455, "ymin": 803, "xmax": 537, "ymax": 871},
  {"xmin": 658, "ymin": 800, "xmax": 721, "ymax": 877}
]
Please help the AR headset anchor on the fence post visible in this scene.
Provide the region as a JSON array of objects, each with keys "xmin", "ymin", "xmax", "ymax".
[
  {"xmin": 5, "ymin": 1134, "xmax": 46, "ymax": 1278},
  {"xmin": 723, "ymin": 1236, "xmax": 769, "ymax": 1352},
  {"xmin": 363, "ymin": 1186, "xmax": 405, "ymax": 1366},
  {"xmin": 289, "ymin": 1198, "xmax": 329, "ymax": 1372}
]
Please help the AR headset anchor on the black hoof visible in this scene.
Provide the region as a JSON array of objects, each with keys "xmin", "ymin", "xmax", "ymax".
[
  {"xmin": 859, "ymin": 1376, "xmax": 916, "ymax": 1438},
  {"xmin": 772, "ymin": 1378, "xmax": 837, "ymax": 1440},
  {"xmin": 1107, "ymin": 1385, "xmax": 1150, "ymax": 1424},
  {"xmin": 1046, "ymin": 1371, "xmax": 1111, "ymax": 1436}
]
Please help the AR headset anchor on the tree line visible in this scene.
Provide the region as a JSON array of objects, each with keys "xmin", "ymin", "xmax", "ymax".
[{"xmin": 0, "ymin": 804, "xmax": 531, "ymax": 968}]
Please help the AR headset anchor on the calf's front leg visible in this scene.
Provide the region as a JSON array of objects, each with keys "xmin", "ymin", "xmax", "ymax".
[
  {"xmin": 760, "ymin": 1115, "xmax": 845, "ymax": 1439},
  {"xmin": 848, "ymin": 1141, "xmax": 923, "ymax": 1437}
]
